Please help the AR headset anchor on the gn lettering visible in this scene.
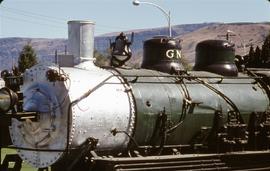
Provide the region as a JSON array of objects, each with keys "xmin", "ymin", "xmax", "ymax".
[{"xmin": 166, "ymin": 49, "xmax": 182, "ymax": 59}]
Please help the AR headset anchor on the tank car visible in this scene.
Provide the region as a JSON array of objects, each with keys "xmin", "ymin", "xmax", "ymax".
[{"xmin": 0, "ymin": 34, "xmax": 270, "ymax": 170}]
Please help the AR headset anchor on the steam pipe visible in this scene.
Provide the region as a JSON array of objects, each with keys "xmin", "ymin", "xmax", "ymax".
[{"xmin": 0, "ymin": 88, "xmax": 18, "ymax": 113}]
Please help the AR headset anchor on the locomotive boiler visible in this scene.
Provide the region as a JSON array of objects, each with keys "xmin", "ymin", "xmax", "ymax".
[{"xmin": 0, "ymin": 21, "xmax": 270, "ymax": 171}]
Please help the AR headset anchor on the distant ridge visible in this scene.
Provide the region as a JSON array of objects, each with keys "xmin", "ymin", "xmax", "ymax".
[
  {"xmin": 0, "ymin": 22, "xmax": 269, "ymax": 70},
  {"xmin": 179, "ymin": 22, "xmax": 270, "ymax": 64}
]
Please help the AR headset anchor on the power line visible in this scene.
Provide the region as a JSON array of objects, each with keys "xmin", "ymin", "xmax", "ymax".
[
  {"xmin": 0, "ymin": 6, "xmax": 135, "ymax": 37},
  {"xmin": 0, "ymin": 15, "xmax": 126, "ymax": 37},
  {"xmin": 1, "ymin": 15, "xmax": 66, "ymax": 30},
  {"xmin": 1, "ymin": 6, "xmax": 132, "ymax": 32},
  {"xmin": 1, "ymin": 6, "xmax": 66, "ymax": 24}
]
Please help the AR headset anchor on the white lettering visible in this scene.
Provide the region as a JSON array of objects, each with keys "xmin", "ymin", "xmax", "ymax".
[
  {"xmin": 166, "ymin": 50, "xmax": 174, "ymax": 59},
  {"xmin": 166, "ymin": 49, "xmax": 182, "ymax": 59},
  {"xmin": 176, "ymin": 50, "xmax": 182, "ymax": 59}
]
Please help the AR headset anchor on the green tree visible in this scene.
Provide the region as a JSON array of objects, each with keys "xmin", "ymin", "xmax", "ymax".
[
  {"xmin": 246, "ymin": 45, "xmax": 255, "ymax": 67},
  {"xmin": 254, "ymin": 46, "xmax": 262, "ymax": 67},
  {"xmin": 94, "ymin": 50, "xmax": 110, "ymax": 67},
  {"xmin": 18, "ymin": 43, "xmax": 38, "ymax": 72},
  {"xmin": 261, "ymin": 33, "xmax": 270, "ymax": 64}
]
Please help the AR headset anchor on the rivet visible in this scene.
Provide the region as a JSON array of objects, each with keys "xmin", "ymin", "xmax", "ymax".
[{"xmin": 146, "ymin": 100, "xmax": 151, "ymax": 107}]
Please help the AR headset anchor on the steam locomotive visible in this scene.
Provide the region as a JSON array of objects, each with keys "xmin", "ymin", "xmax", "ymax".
[{"xmin": 0, "ymin": 30, "xmax": 270, "ymax": 170}]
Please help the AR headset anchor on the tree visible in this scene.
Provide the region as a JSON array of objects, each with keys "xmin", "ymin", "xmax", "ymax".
[
  {"xmin": 18, "ymin": 43, "xmax": 38, "ymax": 72},
  {"xmin": 261, "ymin": 33, "xmax": 270, "ymax": 65},
  {"xmin": 94, "ymin": 50, "xmax": 110, "ymax": 67},
  {"xmin": 254, "ymin": 46, "xmax": 262, "ymax": 67},
  {"xmin": 246, "ymin": 45, "xmax": 255, "ymax": 67}
]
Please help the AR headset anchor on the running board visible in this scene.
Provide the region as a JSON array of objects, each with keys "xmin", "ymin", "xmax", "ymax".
[{"xmin": 91, "ymin": 151, "xmax": 270, "ymax": 171}]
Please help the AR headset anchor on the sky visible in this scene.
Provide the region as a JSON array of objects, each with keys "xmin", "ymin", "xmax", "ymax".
[{"xmin": 0, "ymin": 0, "xmax": 269, "ymax": 38}]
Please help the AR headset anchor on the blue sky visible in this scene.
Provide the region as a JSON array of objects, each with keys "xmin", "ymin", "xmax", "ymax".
[{"xmin": 0, "ymin": 0, "xmax": 269, "ymax": 38}]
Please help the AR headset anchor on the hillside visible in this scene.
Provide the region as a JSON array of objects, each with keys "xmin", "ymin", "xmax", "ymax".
[
  {"xmin": 0, "ymin": 38, "xmax": 67, "ymax": 69},
  {"xmin": 179, "ymin": 23, "xmax": 270, "ymax": 64},
  {"xmin": 0, "ymin": 22, "xmax": 269, "ymax": 70},
  {"xmin": 95, "ymin": 23, "xmax": 216, "ymax": 53}
]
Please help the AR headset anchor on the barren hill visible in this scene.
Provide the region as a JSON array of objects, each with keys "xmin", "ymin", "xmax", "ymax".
[{"xmin": 179, "ymin": 23, "xmax": 270, "ymax": 64}]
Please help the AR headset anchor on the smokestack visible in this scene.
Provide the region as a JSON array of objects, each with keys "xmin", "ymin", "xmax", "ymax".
[{"xmin": 68, "ymin": 20, "xmax": 95, "ymax": 65}]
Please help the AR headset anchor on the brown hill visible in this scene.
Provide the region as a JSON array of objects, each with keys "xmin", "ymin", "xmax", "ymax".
[{"xmin": 178, "ymin": 23, "xmax": 270, "ymax": 64}]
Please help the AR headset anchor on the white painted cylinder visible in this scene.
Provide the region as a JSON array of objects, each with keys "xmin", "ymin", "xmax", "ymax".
[{"xmin": 68, "ymin": 20, "xmax": 95, "ymax": 65}]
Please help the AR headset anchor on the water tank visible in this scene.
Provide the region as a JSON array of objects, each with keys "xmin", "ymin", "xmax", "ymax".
[
  {"xmin": 68, "ymin": 20, "xmax": 95, "ymax": 65},
  {"xmin": 193, "ymin": 40, "xmax": 238, "ymax": 76},
  {"xmin": 141, "ymin": 36, "xmax": 184, "ymax": 74}
]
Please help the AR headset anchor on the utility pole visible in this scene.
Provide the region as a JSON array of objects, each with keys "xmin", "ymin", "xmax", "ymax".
[
  {"xmin": 0, "ymin": 0, "xmax": 3, "ymax": 38},
  {"xmin": 217, "ymin": 30, "xmax": 236, "ymax": 42}
]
